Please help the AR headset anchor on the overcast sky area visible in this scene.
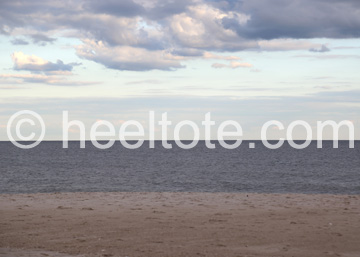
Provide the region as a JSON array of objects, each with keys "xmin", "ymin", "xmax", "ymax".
[{"xmin": 0, "ymin": 0, "xmax": 360, "ymax": 140}]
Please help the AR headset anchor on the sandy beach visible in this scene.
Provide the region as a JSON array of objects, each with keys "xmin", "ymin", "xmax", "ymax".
[{"xmin": 0, "ymin": 192, "xmax": 359, "ymax": 257}]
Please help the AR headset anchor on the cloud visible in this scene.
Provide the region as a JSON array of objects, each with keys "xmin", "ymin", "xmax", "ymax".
[
  {"xmin": 258, "ymin": 39, "xmax": 326, "ymax": 52},
  {"xmin": 2, "ymin": 1, "xmax": 360, "ymax": 41},
  {"xmin": 2, "ymin": 90, "xmax": 360, "ymax": 122},
  {"xmin": 30, "ymin": 33, "xmax": 57, "ymax": 45},
  {"xmin": 203, "ymin": 52, "xmax": 241, "ymax": 60},
  {"xmin": 251, "ymin": 69, "xmax": 261, "ymax": 73},
  {"xmin": 333, "ymin": 46, "xmax": 360, "ymax": 50},
  {"xmin": 11, "ymin": 52, "xmax": 75, "ymax": 73},
  {"xmin": 0, "ymin": 74, "xmax": 60, "ymax": 84},
  {"xmin": 84, "ymin": 0, "xmax": 145, "ymax": 17},
  {"xmin": 1, "ymin": 0, "xmax": 360, "ymax": 71},
  {"xmin": 126, "ymin": 79, "xmax": 164, "ymax": 85},
  {"xmin": 167, "ymin": 4, "xmax": 254, "ymax": 51},
  {"xmin": 0, "ymin": 52, "xmax": 94, "ymax": 86},
  {"xmin": 140, "ymin": 0, "xmax": 198, "ymax": 20},
  {"xmin": 10, "ymin": 34, "xmax": 55, "ymax": 46},
  {"xmin": 309, "ymin": 45, "xmax": 331, "ymax": 53},
  {"xmin": 59, "ymin": 13, "xmax": 167, "ymax": 51},
  {"xmin": 75, "ymin": 39, "xmax": 185, "ymax": 71},
  {"xmin": 10, "ymin": 38, "xmax": 29, "ymax": 45},
  {"xmin": 294, "ymin": 54, "xmax": 360, "ymax": 60},
  {"xmin": 171, "ymin": 48, "xmax": 204, "ymax": 57},
  {"xmin": 220, "ymin": 0, "xmax": 360, "ymax": 39},
  {"xmin": 314, "ymin": 85, "xmax": 335, "ymax": 90},
  {"xmin": 211, "ymin": 61, "xmax": 252, "ymax": 69},
  {"xmin": 0, "ymin": 73, "xmax": 99, "ymax": 86},
  {"xmin": 0, "ymin": 85, "xmax": 25, "ymax": 90}
]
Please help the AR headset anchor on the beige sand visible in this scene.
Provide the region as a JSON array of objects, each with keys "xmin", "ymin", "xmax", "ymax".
[{"xmin": 0, "ymin": 192, "xmax": 359, "ymax": 257}]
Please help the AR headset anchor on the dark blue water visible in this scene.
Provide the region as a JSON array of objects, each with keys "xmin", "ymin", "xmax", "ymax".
[{"xmin": 0, "ymin": 141, "xmax": 359, "ymax": 194}]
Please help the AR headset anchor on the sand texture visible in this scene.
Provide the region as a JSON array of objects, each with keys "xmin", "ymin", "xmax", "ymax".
[{"xmin": 0, "ymin": 192, "xmax": 359, "ymax": 257}]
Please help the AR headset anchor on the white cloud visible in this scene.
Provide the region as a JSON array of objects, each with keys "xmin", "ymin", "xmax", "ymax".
[
  {"xmin": 12, "ymin": 52, "xmax": 48, "ymax": 69},
  {"xmin": 258, "ymin": 39, "xmax": 325, "ymax": 51},
  {"xmin": 0, "ymin": 52, "xmax": 96, "ymax": 86},
  {"xmin": 168, "ymin": 4, "xmax": 254, "ymax": 51},
  {"xmin": 211, "ymin": 61, "xmax": 252, "ymax": 69},
  {"xmin": 203, "ymin": 52, "xmax": 241, "ymax": 60},
  {"xmin": 75, "ymin": 39, "xmax": 185, "ymax": 71},
  {"xmin": 0, "ymin": 73, "xmax": 99, "ymax": 86},
  {"xmin": 11, "ymin": 52, "xmax": 74, "ymax": 73}
]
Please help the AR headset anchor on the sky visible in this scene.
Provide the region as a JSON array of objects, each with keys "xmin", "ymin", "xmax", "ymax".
[{"xmin": 0, "ymin": 0, "xmax": 360, "ymax": 141}]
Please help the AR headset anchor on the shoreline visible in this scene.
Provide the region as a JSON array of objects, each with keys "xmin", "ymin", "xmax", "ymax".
[{"xmin": 1, "ymin": 192, "xmax": 359, "ymax": 257}]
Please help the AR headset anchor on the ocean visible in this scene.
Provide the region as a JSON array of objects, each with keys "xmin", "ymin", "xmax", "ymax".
[{"xmin": 0, "ymin": 141, "xmax": 359, "ymax": 194}]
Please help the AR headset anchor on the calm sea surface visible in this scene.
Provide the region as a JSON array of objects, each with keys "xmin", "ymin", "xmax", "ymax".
[{"xmin": 0, "ymin": 141, "xmax": 359, "ymax": 194}]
